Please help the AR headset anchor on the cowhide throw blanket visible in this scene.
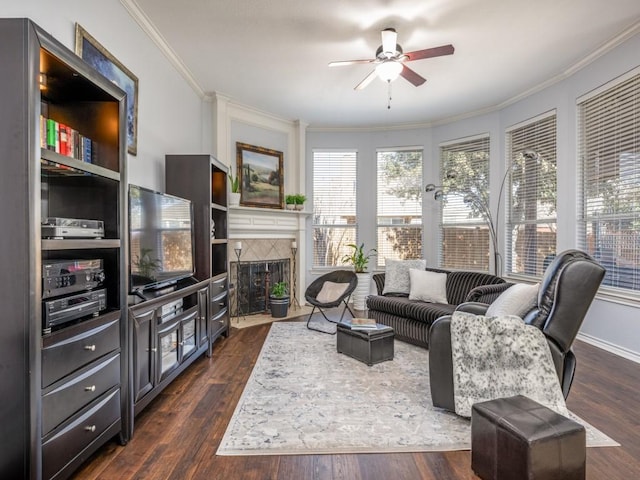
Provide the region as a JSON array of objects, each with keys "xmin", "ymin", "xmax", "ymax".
[{"xmin": 450, "ymin": 311, "xmax": 569, "ymax": 418}]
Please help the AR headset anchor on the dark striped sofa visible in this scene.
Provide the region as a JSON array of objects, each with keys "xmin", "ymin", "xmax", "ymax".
[{"xmin": 367, "ymin": 268, "xmax": 509, "ymax": 348}]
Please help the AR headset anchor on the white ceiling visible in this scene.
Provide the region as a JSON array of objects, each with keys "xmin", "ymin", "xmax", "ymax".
[{"xmin": 132, "ymin": 0, "xmax": 640, "ymax": 128}]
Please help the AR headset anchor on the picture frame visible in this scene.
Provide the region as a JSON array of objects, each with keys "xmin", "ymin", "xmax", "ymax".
[
  {"xmin": 236, "ymin": 142, "xmax": 284, "ymax": 209},
  {"xmin": 75, "ymin": 23, "xmax": 139, "ymax": 156}
]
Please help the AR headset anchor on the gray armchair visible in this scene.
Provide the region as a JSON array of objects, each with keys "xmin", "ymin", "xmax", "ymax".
[{"xmin": 429, "ymin": 249, "xmax": 606, "ymax": 411}]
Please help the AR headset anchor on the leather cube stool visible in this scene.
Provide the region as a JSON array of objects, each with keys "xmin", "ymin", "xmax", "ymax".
[
  {"xmin": 336, "ymin": 323, "xmax": 394, "ymax": 366},
  {"xmin": 471, "ymin": 395, "xmax": 586, "ymax": 480}
]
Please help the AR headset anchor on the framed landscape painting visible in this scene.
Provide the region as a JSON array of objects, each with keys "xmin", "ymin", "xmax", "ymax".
[
  {"xmin": 75, "ymin": 24, "xmax": 139, "ymax": 155},
  {"xmin": 236, "ymin": 142, "xmax": 284, "ymax": 209}
]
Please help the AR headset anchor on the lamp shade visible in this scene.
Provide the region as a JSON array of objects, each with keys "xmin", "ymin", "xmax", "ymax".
[{"xmin": 376, "ymin": 60, "xmax": 403, "ymax": 82}]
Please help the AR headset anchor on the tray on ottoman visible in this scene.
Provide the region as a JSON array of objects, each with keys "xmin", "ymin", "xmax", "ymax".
[
  {"xmin": 471, "ymin": 395, "xmax": 586, "ymax": 480},
  {"xmin": 336, "ymin": 320, "xmax": 394, "ymax": 366}
]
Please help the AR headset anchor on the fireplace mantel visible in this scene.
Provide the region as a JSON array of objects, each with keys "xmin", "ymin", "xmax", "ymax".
[{"xmin": 228, "ymin": 205, "xmax": 310, "ymax": 238}]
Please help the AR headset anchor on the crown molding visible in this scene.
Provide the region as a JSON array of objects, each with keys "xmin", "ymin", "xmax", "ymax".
[{"xmin": 120, "ymin": 0, "xmax": 205, "ymax": 98}]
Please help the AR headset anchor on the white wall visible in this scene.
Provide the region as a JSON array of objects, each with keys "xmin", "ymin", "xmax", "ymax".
[
  {"xmin": 307, "ymin": 31, "xmax": 640, "ymax": 361},
  {"xmin": 2, "ymin": 0, "xmax": 205, "ymax": 191}
]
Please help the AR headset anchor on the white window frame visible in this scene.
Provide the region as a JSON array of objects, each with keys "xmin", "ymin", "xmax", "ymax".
[
  {"xmin": 311, "ymin": 149, "xmax": 358, "ymax": 269},
  {"xmin": 505, "ymin": 111, "xmax": 558, "ymax": 279},
  {"xmin": 577, "ymin": 67, "xmax": 640, "ymax": 298},
  {"xmin": 376, "ymin": 147, "xmax": 423, "ymax": 267}
]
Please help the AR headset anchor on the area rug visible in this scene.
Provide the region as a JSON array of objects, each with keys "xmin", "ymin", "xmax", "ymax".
[{"xmin": 217, "ymin": 322, "xmax": 618, "ymax": 455}]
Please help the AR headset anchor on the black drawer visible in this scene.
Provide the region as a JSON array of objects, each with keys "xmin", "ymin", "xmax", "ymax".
[
  {"xmin": 211, "ymin": 275, "xmax": 227, "ymax": 296},
  {"xmin": 210, "ymin": 290, "xmax": 228, "ymax": 316},
  {"xmin": 42, "ymin": 317, "xmax": 119, "ymax": 388},
  {"xmin": 211, "ymin": 308, "xmax": 228, "ymax": 337},
  {"xmin": 42, "ymin": 388, "xmax": 120, "ymax": 480},
  {"xmin": 42, "ymin": 353, "xmax": 120, "ymax": 435}
]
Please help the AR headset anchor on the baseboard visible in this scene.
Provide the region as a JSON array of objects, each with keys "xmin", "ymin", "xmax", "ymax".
[{"xmin": 577, "ymin": 332, "xmax": 640, "ymax": 364}]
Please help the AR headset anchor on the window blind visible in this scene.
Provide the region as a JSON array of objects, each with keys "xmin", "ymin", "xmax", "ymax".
[
  {"xmin": 578, "ymin": 70, "xmax": 640, "ymax": 293},
  {"xmin": 376, "ymin": 149, "xmax": 423, "ymax": 267},
  {"xmin": 312, "ymin": 150, "xmax": 357, "ymax": 267},
  {"xmin": 505, "ymin": 112, "xmax": 557, "ymax": 277},
  {"xmin": 439, "ymin": 136, "xmax": 491, "ymax": 271}
]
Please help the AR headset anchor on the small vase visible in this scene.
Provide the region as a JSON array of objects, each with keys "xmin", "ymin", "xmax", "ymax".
[
  {"xmin": 286, "ymin": 203, "xmax": 295, "ymax": 210},
  {"xmin": 295, "ymin": 204, "xmax": 304, "ymax": 211},
  {"xmin": 229, "ymin": 192, "xmax": 241, "ymax": 207},
  {"xmin": 352, "ymin": 272, "xmax": 371, "ymax": 311}
]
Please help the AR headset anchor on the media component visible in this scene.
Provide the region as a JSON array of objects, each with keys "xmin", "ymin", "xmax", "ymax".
[
  {"xmin": 42, "ymin": 288, "xmax": 107, "ymax": 333},
  {"xmin": 41, "ymin": 217, "xmax": 105, "ymax": 239},
  {"xmin": 42, "ymin": 259, "xmax": 105, "ymax": 299}
]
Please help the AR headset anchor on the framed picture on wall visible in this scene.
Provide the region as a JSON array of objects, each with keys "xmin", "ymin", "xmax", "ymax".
[
  {"xmin": 236, "ymin": 142, "xmax": 284, "ymax": 209},
  {"xmin": 75, "ymin": 23, "xmax": 139, "ymax": 156}
]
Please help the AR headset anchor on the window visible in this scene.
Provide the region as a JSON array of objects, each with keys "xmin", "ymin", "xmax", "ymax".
[
  {"xmin": 578, "ymin": 70, "xmax": 640, "ymax": 293},
  {"xmin": 312, "ymin": 150, "xmax": 357, "ymax": 267},
  {"xmin": 376, "ymin": 149, "xmax": 423, "ymax": 266},
  {"xmin": 505, "ymin": 112, "xmax": 557, "ymax": 277},
  {"xmin": 438, "ymin": 136, "xmax": 491, "ymax": 271}
]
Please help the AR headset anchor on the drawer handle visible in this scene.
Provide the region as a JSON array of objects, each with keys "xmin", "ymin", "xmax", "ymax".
[
  {"xmin": 148, "ymin": 348, "xmax": 157, "ymax": 352},
  {"xmin": 84, "ymin": 425, "xmax": 96, "ymax": 433},
  {"xmin": 85, "ymin": 385, "xmax": 96, "ymax": 392},
  {"xmin": 84, "ymin": 344, "xmax": 96, "ymax": 352}
]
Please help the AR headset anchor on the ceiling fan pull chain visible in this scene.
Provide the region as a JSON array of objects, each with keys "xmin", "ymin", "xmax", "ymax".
[{"xmin": 387, "ymin": 80, "xmax": 392, "ymax": 109}]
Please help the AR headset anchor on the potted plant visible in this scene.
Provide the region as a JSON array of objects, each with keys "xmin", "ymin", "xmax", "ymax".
[
  {"xmin": 285, "ymin": 194, "xmax": 296, "ymax": 210},
  {"xmin": 269, "ymin": 281, "xmax": 290, "ymax": 318},
  {"xmin": 294, "ymin": 194, "xmax": 307, "ymax": 210},
  {"xmin": 228, "ymin": 165, "xmax": 241, "ymax": 206},
  {"xmin": 342, "ymin": 243, "xmax": 377, "ymax": 310}
]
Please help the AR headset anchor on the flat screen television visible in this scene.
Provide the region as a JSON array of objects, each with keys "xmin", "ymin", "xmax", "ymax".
[{"xmin": 129, "ymin": 184, "xmax": 195, "ymax": 293}]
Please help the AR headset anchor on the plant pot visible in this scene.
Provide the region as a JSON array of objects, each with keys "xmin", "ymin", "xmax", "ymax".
[
  {"xmin": 352, "ymin": 272, "xmax": 371, "ymax": 310},
  {"xmin": 229, "ymin": 192, "xmax": 241, "ymax": 206},
  {"xmin": 286, "ymin": 203, "xmax": 296, "ymax": 210},
  {"xmin": 295, "ymin": 204, "xmax": 304, "ymax": 210},
  {"xmin": 269, "ymin": 296, "xmax": 290, "ymax": 318}
]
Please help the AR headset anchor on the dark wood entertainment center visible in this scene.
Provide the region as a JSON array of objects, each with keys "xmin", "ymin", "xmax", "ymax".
[{"xmin": 0, "ymin": 19, "xmax": 229, "ymax": 479}]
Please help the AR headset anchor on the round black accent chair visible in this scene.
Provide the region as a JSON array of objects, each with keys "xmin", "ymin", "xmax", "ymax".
[{"xmin": 305, "ymin": 270, "xmax": 357, "ymax": 334}]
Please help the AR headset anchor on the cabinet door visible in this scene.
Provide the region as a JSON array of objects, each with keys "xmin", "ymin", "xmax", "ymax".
[
  {"xmin": 197, "ymin": 286, "xmax": 209, "ymax": 349},
  {"xmin": 157, "ymin": 322, "xmax": 180, "ymax": 382},
  {"xmin": 132, "ymin": 309, "xmax": 155, "ymax": 403}
]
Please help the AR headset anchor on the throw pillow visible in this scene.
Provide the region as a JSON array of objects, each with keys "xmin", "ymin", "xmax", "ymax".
[
  {"xmin": 485, "ymin": 283, "xmax": 539, "ymax": 318},
  {"xmin": 382, "ymin": 259, "xmax": 427, "ymax": 295},
  {"xmin": 316, "ymin": 281, "xmax": 350, "ymax": 304},
  {"xmin": 408, "ymin": 269, "xmax": 448, "ymax": 303}
]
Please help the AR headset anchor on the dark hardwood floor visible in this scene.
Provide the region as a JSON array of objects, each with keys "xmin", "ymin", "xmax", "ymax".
[{"xmin": 73, "ymin": 318, "xmax": 640, "ymax": 480}]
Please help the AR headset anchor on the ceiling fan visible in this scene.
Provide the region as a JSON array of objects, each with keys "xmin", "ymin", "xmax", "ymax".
[{"xmin": 329, "ymin": 28, "xmax": 454, "ymax": 90}]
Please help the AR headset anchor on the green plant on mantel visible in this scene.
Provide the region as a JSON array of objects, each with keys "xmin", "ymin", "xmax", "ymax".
[
  {"xmin": 285, "ymin": 194, "xmax": 296, "ymax": 205},
  {"xmin": 270, "ymin": 281, "xmax": 289, "ymax": 298},
  {"xmin": 228, "ymin": 165, "xmax": 240, "ymax": 193},
  {"xmin": 294, "ymin": 194, "xmax": 307, "ymax": 205},
  {"xmin": 342, "ymin": 243, "xmax": 377, "ymax": 273}
]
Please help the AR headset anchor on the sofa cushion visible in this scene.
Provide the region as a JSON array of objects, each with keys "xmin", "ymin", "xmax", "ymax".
[
  {"xmin": 446, "ymin": 271, "xmax": 505, "ymax": 305},
  {"xmin": 382, "ymin": 259, "xmax": 427, "ymax": 295},
  {"xmin": 409, "ymin": 269, "xmax": 448, "ymax": 303},
  {"xmin": 367, "ymin": 295, "xmax": 456, "ymax": 325},
  {"xmin": 486, "ymin": 283, "xmax": 539, "ymax": 318}
]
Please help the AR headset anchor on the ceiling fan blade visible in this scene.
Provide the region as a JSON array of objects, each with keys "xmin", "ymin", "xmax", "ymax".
[
  {"xmin": 400, "ymin": 65, "xmax": 427, "ymax": 87},
  {"xmin": 328, "ymin": 59, "xmax": 374, "ymax": 67},
  {"xmin": 381, "ymin": 28, "xmax": 397, "ymax": 55},
  {"xmin": 404, "ymin": 44, "xmax": 455, "ymax": 62},
  {"xmin": 354, "ymin": 70, "xmax": 377, "ymax": 90}
]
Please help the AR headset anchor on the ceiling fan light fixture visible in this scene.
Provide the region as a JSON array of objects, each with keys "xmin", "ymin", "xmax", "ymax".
[{"xmin": 375, "ymin": 61, "xmax": 403, "ymax": 82}]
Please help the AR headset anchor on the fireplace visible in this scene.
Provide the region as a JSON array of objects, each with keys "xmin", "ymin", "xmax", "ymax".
[{"xmin": 232, "ymin": 258, "xmax": 290, "ymax": 315}]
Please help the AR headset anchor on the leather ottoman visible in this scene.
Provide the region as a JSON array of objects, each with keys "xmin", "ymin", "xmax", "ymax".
[
  {"xmin": 336, "ymin": 323, "xmax": 394, "ymax": 366},
  {"xmin": 471, "ymin": 395, "xmax": 586, "ymax": 480}
]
